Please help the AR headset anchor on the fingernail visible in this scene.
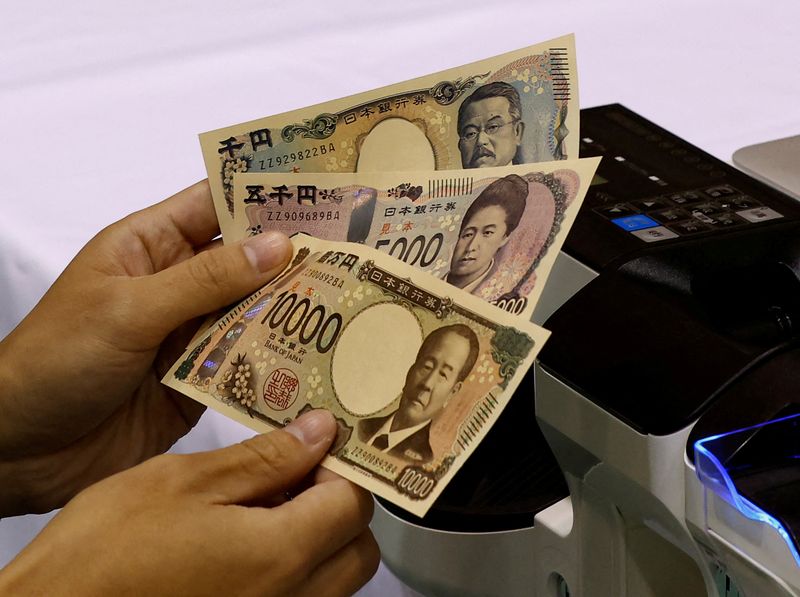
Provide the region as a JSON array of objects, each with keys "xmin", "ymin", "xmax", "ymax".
[
  {"xmin": 285, "ymin": 410, "xmax": 335, "ymax": 446},
  {"xmin": 242, "ymin": 231, "xmax": 291, "ymax": 273}
]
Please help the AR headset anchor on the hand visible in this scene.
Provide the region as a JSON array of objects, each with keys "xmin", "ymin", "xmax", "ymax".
[
  {"xmin": 0, "ymin": 410, "xmax": 380, "ymax": 597},
  {"xmin": 0, "ymin": 181, "xmax": 292, "ymax": 515}
]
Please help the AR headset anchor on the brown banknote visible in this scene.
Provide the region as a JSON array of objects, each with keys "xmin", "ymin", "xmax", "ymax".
[
  {"xmin": 200, "ymin": 34, "xmax": 578, "ymax": 239},
  {"xmin": 229, "ymin": 159, "xmax": 598, "ymax": 318},
  {"xmin": 163, "ymin": 234, "xmax": 549, "ymax": 516}
]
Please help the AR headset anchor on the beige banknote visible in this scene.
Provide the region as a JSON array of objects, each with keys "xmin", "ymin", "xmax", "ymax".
[
  {"xmin": 200, "ymin": 34, "xmax": 578, "ymax": 239},
  {"xmin": 163, "ymin": 234, "xmax": 549, "ymax": 516},
  {"xmin": 229, "ymin": 158, "xmax": 599, "ymax": 318}
]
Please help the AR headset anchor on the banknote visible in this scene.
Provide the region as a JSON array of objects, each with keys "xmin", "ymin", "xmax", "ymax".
[
  {"xmin": 229, "ymin": 158, "xmax": 599, "ymax": 318},
  {"xmin": 163, "ymin": 234, "xmax": 549, "ymax": 516},
  {"xmin": 200, "ymin": 34, "xmax": 578, "ymax": 239}
]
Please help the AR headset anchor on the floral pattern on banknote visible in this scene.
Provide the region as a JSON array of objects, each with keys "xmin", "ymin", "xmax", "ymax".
[{"xmin": 215, "ymin": 354, "xmax": 256, "ymax": 410}]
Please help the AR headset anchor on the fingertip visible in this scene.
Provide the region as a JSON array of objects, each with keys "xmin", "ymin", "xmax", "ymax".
[
  {"xmin": 284, "ymin": 410, "xmax": 336, "ymax": 449},
  {"xmin": 242, "ymin": 231, "xmax": 292, "ymax": 274}
]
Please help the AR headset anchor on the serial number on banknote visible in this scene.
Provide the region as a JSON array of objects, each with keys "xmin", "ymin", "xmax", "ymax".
[
  {"xmin": 255, "ymin": 143, "xmax": 337, "ymax": 169},
  {"xmin": 258, "ymin": 210, "xmax": 342, "ymax": 222}
]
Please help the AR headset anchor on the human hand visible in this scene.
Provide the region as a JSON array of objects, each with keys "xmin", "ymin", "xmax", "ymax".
[
  {"xmin": 0, "ymin": 410, "xmax": 380, "ymax": 597},
  {"xmin": 0, "ymin": 181, "xmax": 292, "ymax": 515}
]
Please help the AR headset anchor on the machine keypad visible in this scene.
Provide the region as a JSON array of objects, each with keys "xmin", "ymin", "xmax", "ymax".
[{"xmin": 597, "ymin": 185, "xmax": 784, "ymax": 242}]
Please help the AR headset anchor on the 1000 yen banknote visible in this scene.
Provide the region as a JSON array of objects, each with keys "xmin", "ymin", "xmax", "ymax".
[
  {"xmin": 163, "ymin": 234, "xmax": 549, "ymax": 517},
  {"xmin": 200, "ymin": 34, "xmax": 578, "ymax": 238},
  {"xmin": 230, "ymin": 158, "xmax": 599, "ymax": 318}
]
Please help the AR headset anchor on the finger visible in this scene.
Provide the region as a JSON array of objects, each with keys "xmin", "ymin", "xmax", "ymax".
[
  {"xmin": 136, "ymin": 229, "xmax": 292, "ymax": 335},
  {"xmin": 299, "ymin": 530, "xmax": 381, "ymax": 597},
  {"xmin": 184, "ymin": 410, "xmax": 336, "ymax": 504},
  {"xmin": 267, "ymin": 476, "xmax": 375, "ymax": 571},
  {"xmin": 145, "ymin": 179, "xmax": 222, "ymax": 247},
  {"xmin": 314, "ymin": 466, "xmax": 345, "ymax": 485},
  {"xmin": 257, "ymin": 462, "xmax": 343, "ymax": 509},
  {"xmin": 196, "ymin": 238, "xmax": 223, "ymax": 254},
  {"xmin": 243, "ymin": 462, "xmax": 343, "ymax": 510}
]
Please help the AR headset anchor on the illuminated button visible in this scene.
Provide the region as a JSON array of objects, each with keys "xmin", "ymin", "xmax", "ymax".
[
  {"xmin": 715, "ymin": 198, "xmax": 735, "ymax": 210},
  {"xmin": 631, "ymin": 226, "xmax": 679, "ymax": 242},
  {"xmin": 736, "ymin": 207, "xmax": 784, "ymax": 223},
  {"xmin": 611, "ymin": 214, "xmax": 660, "ymax": 231}
]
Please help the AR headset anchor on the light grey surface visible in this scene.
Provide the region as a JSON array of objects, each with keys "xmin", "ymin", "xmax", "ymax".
[
  {"xmin": 2, "ymin": 1, "xmax": 800, "ymax": 594},
  {"xmin": 733, "ymin": 135, "xmax": 800, "ymax": 200},
  {"xmin": 531, "ymin": 252, "xmax": 598, "ymax": 326}
]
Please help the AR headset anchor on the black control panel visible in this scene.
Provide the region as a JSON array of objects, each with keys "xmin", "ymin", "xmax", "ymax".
[
  {"xmin": 541, "ymin": 104, "xmax": 800, "ymax": 435},
  {"xmin": 568, "ymin": 104, "xmax": 800, "ymax": 270}
]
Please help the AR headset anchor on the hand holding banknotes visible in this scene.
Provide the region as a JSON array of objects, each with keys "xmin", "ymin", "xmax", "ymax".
[
  {"xmin": 1, "ymin": 410, "xmax": 378, "ymax": 596},
  {"xmin": 0, "ymin": 180, "xmax": 296, "ymax": 515},
  {"xmin": 0, "ymin": 181, "xmax": 379, "ymax": 595}
]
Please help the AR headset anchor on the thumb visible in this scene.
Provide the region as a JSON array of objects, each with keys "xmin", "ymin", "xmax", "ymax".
[
  {"xmin": 187, "ymin": 409, "xmax": 337, "ymax": 504},
  {"xmin": 140, "ymin": 231, "xmax": 292, "ymax": 336}
]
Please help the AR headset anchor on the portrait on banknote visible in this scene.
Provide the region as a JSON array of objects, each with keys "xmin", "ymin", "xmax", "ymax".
[
  {"xmin": 199, "ymin": 35, "xmax": 578, "ymax": 238},
  {"xmin": 357, "ymin": 323, "xmax": 479, "ymax": 463},
  {"xmin": 456, "ymin": 82, "xmax": 526, "ymax": 169},
  {"xmin": 165, "ymin": 235, "xmax": 549, "ymax": 515},
  {"xmin": 443, "ymin": 174, "xmax": 527, "ymax": 293},
  {"xmin": 232, "ymin": 158, "xmax": 600, "ymax": 317}
]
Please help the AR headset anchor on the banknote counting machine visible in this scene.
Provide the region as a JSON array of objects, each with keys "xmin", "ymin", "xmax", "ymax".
[{"xmin": 371, "ymin": 104, "xmax": 800, "ymax": 596}]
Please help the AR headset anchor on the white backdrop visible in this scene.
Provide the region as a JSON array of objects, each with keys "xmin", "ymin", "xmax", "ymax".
[{"xmin": 1, "ymin": 1, "xmax": 799, "ymax": 594}]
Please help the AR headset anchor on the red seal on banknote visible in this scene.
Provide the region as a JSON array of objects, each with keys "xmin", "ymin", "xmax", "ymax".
[{"xmin": 263, "ymin": 368, "xmax": 300, "ymax": 410}]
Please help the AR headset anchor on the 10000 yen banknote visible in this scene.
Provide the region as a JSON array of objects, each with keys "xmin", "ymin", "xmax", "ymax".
[
  {"xmin": 163, "ymin": 234, "xmax": 549, "ymax": 516},
  {"xmin": 200, "ymin": 34, "xmax": 578, "ymax": 238},
  {"xmin": 230, "ymin": 158, "xmax": 599, "ymax": 318}
]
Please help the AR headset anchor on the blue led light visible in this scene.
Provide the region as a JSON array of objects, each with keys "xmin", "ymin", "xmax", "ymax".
[{"xmin": 694, "ymin": 413, "xmax": 800, "ymax": 568}]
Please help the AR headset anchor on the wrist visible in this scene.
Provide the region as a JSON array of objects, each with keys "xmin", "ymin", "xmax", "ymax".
[
  {"xmin": 0, "ymin": 317, "xmax": 78, "ymax": 459},
  {"xmin": 0, "ymin": 551, "xmax": 41, "ymax": 596},
  {"xmin": 0, "ymin": 428, "xmax": 107, "ymax": 516},
  {"xmin": 0, "ymin": 334, "xmax": 46, "ymax": 516},
  {"xmin": 0, "ymin": 536, "xmax": 75, "ymax": 597},
  {"xmin": 0, "ymin": 331, "xmax": 30, "ymax": 455}
]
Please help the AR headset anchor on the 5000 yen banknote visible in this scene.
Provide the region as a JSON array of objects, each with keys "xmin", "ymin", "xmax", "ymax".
[
  {"xmin": 200, "ymin": 34, "xmax": 578, "ymax": 238},
  {"xmin": 164, "ymin": 234, "xmax": 549, "ymax": 516},
  {"xmin": 230, "ymin": 158, "xmax": 599, "ymax": 318}
]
